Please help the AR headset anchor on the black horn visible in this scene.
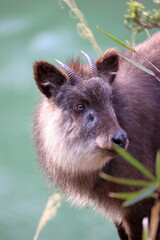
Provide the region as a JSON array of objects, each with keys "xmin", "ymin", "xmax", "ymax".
[
  {"xmin": 55, "ymin": 59, "xmax": 80, "ymax": 85},
  {"xmin": 81, "ymin": 50, "xmax": 98, "ymax": 77}
]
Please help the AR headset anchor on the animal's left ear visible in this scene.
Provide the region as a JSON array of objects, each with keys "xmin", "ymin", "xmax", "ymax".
[{"xmin": 96, "ymin": 49, "xmax": 119, "ymax": 83}]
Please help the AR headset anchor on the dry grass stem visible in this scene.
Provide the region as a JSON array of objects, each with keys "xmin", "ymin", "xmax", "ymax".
[
  {"xmin": 138, "ymin": 53, "xmax": 160, "ymax": 81},
  {"xmin": 60, "ymin": 0, "xmax": 102, "ymax": 56},
  {"xmin": 144, "ymin": 29, "xmax": 151, "ymax": 38},
  {"xmin": 149, "ymin": 195, "xmax": 160, "ymax": 240},
  {"xmin": 33, "ymin": 193, "xmax": 61, "ymax": 240}
]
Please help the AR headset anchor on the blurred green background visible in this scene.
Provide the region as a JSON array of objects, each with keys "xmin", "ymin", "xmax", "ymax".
[{"xmin": 0, "ymin": 0, "xmax": 158, "ymax": 240}]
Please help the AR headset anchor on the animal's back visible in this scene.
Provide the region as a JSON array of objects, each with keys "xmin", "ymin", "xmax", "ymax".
[{"xmin": 112, "ymin": 32, "xmax": 160, "ymax": 176}]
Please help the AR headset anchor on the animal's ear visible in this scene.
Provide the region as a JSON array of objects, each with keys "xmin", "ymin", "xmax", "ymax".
[
  {"xmin": 96, "ymin": 49, "xmax": 119, "ymax": 83},
  {"xmin": 33, "ymin": 61, "xmax": 66, "ymax": 98}
]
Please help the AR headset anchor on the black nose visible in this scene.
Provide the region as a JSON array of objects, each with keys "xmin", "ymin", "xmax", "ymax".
[{"xmin": 112, "ymin": 131, "xmax": 128, "ymax": 149}]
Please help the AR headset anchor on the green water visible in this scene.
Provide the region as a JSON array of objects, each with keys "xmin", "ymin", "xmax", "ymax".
[{"xmin": 0, "ymin": 0, "xmax": 158, "ymax": 239}]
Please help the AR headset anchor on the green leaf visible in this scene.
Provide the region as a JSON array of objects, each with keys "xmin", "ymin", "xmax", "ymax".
[
  {"xmin": 109, "ymin": 192, "xmax": 155, "ymax": 200},
  {"xmin": 97, "ymin": 26, "xmax": 137, "ymax": 53},
  {"xmin": 109, "ymin": 192, "xmax": 136, "ymax": 200},
  {"xmin": 114, "ymin": 146, "xmax": 156, "ymax": 181},
  {"xmin": 123, "ymin": 183, "xmax": 157, "ymax": 207},
  {"xmin": 118, "ymin": 53, "xmax": 156, "ymax": 77},
  {"xmin": 100, "ymin": 172, "xmax": 149, "ymax": 186},
  {"xmin": 156, "ymin": 150, "xmax": 160, "ymax": 182}
]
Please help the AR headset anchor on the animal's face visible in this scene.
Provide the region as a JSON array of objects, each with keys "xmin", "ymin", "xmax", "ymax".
[{"xmin": 34, "ymin": 50, "xmax": 128, "ymax": 173}]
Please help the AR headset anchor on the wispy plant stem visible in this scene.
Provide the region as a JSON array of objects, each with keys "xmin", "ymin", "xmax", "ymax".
[
  {"xmin": 60, "ymin": 0, "xmax": 102, "ymax": 56},
  {"xmin": 33, "ymin": 193, "xmax": 61, "ymax": 240}
]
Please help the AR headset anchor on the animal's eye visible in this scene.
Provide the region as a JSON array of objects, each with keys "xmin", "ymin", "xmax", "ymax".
[{"xmin": 75, "ymin": 104, "xmax": 85, "ymax": 112}]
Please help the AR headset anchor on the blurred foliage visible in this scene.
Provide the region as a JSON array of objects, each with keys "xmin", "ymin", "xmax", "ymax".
[
  {"xmin": 100, "ymin": 147, "xmax": 160, "ymax": 239},
  {"xmin": 124, "ymin": 1, "xmax": 160, "ymax": 32}
]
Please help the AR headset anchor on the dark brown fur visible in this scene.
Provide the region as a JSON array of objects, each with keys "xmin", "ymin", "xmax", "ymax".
[{"xmin": 33, "ymin": 32, "xmax": 160, "ymax": 240}]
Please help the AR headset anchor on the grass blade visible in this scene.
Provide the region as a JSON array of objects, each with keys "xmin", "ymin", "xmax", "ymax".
[
  {"xmin": 109, "ymin": 192, "xmax": 137, "ymax": 200},
  {"xmin": 114, "ymin": 146, "xmax": 156, "ymax": 181},
  {"xmin": 97, "ymin": 26, "xmax": 160, "ymax": 80},
  {"xmin": 97, "ymin": 26, "xmax": 137, "ymax": 53},
  {"xmin": 100, "ymin": 172, "xmax": 149, "ymax": 186},
  {"xmin": 142, "ymin": 217, "xmax": 149, "ymax": 240},
  {"xmin": 118, "ymin": 53, "xmax": 155, "ymax": 77},
  {"xmin": 123, "ymin": 183, "xmax": 157, "ymax": 207},
  {"xmin": 156, "ymin": 150, "xmax": 160, "ymax": 182}
]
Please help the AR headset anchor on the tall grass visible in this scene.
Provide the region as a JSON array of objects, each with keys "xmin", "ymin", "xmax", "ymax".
[
  {"xmin": 59, "ymin": 0, "xmax": 102, "ymax": 56},
  {"xmin": 33, "ymin": 193, "xmax": 61, "ymax": 240}
]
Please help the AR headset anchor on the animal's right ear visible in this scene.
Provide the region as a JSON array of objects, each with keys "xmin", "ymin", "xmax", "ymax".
[
  {"xmin": 33, "ymin": 61, "xmax": 66, "ymax": 98},
  {"xmin": 96, "ymin": 49, "xmax": 119, "ymax": 83}
]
